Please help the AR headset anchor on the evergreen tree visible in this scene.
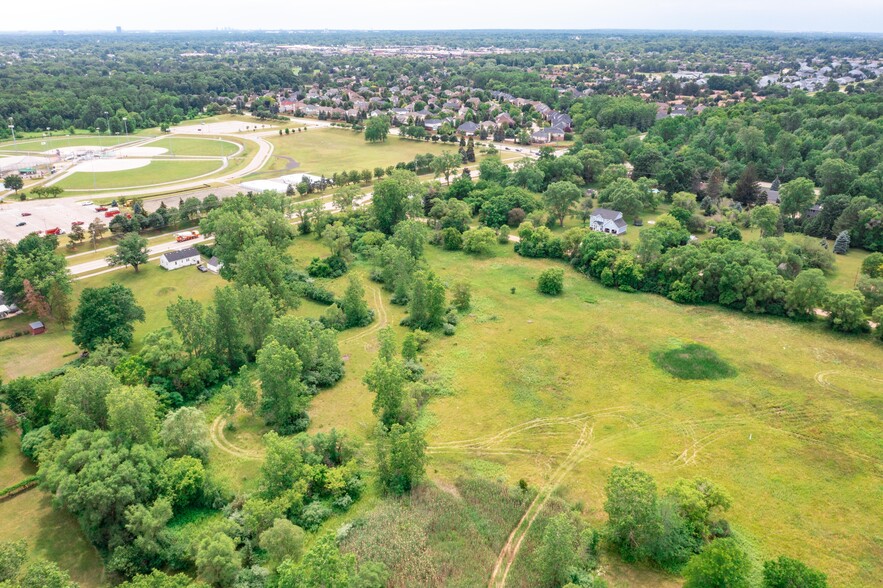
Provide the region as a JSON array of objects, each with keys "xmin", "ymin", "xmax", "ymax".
[
  {"xmin": 833, "ymin": 230, "xmax": 850, "ymax": 254},
  {"xmin": 733, "ymin": 164, "xmax": 760, "ymax": 208}
]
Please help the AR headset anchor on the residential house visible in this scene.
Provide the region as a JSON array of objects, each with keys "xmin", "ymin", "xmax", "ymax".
[
  {"xmin": 457, "ymin": 121, "xmax": 480, "ymax": 136},
  {"xmin": 424, "ymin": 119, "xmax": 447, "ymax": 132},
  {"xmin": 160, "ymin": 247, "xmax": 201, "ymax": 271},
  {"xmin": 589, "ymin": 208, "xmax": 628, "ymax": 235},
  {"xmin": 495, "ymin": 112, "xmax": 516, "ymax": 126}
]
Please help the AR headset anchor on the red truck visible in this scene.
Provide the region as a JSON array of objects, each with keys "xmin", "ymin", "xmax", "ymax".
[
  {"xmin": 45, "ymin": 227, "xmax": 62, "ymax": 235},
  {"xmin": 175, "ymin": 230, "xmax": 200, "ymax": 242},
  {"xmin": 105, "ymin": 209, "xmax": 121, "ymax": 218}
]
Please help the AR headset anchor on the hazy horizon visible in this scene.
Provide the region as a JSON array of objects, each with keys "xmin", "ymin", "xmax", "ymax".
[{"xmin": 1, "ymin": 0, "xmax": 882, "ymax": 35}]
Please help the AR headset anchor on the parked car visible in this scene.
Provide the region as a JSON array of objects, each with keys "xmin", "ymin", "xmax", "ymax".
[
  {"xmin": 72, "ymin": 220, "xmax": 85, "ymax": 226},
  {"xmin": 20, "ymin": 212, "xmax": 31, "ymax": 216},
  {"xmin": 81, "ymin": 200, "xmax": 93, "ymax": 206},
  {"xmin": 15, "ymin": 222, "xmax": 26, "ymax": 227},
  {"xmin": 196, "ymin": 265, "xmax": 208, "ymax": 273},
  {"xmin": 95, "ymin": 206, "xmax": 108, "ymax": 212}
]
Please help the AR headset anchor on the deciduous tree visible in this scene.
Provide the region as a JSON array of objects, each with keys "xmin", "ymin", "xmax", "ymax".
[{"xmin": 72, "ymin": 284, "xmax": 145, "ymax": 350}]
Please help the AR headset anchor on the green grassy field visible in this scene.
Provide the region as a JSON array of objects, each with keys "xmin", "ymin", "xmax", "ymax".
[
  {"xmin": 303, "ymin": 238, "xmax": 883, "ymax": 586},
  {"xmin": 411, "ymin": 244, "xmax": 882, "ymax": 587},
  {"xmin": 55, "ymin": 159, "xmax": 224, "ymax": 191},
  {"xmin": 0, "ymin": 135, "xmax": 135, "ymax": 154},
  {"xmin": 145, "ymin": 137, "xmax": 241, "ymax": 157},
  {"xmin": 260, "ymin": 128, "xmax": 462, "ymax": 176},
  {"xmin": 2, "ymin": 227, "xmax": 881, "ymax": 586}
]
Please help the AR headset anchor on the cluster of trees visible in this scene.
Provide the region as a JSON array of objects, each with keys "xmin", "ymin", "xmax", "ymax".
[
  {"xmin": 364, "ymin": 327, "xmax": 432, "ymax": 496},
  {"xmin": 0, "ymin": 233, "xmax": 72, "ymax": 326},
  {"xmin": 0, "ymin": 539, "xmax": 78, "ymax": 588},
  {"xmin": 511, "ymin": 205, "xmax": 881, "ymax": 336},
  {"xmin": 605, "ymin": 466, "xmax": 827, "ymax": 587}
]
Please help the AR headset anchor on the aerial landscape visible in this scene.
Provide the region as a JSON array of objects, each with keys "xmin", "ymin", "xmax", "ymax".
[{"xmin": 0, "ymin": 3, "xmax": 881, "ymax": 588}]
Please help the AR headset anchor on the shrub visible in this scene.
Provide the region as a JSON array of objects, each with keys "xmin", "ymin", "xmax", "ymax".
[
  {"xmin": 497, "ymin": 226, "xmax": 510, "ymax": 244},
  {"xmin": 872, "ymin": 306, "xmax": 883, "ymax": 341},
  {"xmin": 441, "ymin": 227, "xmax": 463, "ymax": 250},
  {"xmin": 861, "ymin": 252, "xmax": 883, "ymax": 278},
  {"xmin": 320, "ymin": 304, "xmax": 347, "ymax": 331},
  {"xmin": 20, "ymin": 425, "xmax": 55, "ymax": 462},
  {"xmin": 452, "ymin": 282, "xmax": 471, "ymax": 312},
  {"xmin": 538, "ymin": 268, "xmax": 565, "ymax": 296},
  {"xmin": 462, "ymin": 227, "xmax": 496, "ymax": 255},
  {"xmin": 443, "ymin": 323, "xmax": 456, "ymax": 336},
  {"xmin": 307, "ymin": 255, "xmax": 348, "ymax": 278},
  {"xmin": 300, "ymin": 501, "xmax": 333, "ymax": 531},
  {"xmin": 833, "ymin": 230, "xmax": 850, "ymax": 254}
]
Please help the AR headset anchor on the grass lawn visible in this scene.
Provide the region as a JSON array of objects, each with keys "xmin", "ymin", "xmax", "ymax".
[
  {"xmin": 0, "ymin": 432, "xmax": 36, "ymax": 488},
  {"xmin": 0, "ymin": 313, "xmax": 79, "ymax": 380},
  {"xmin": 0, "ymin": 135, "xmax": 136, "ymax": 154},
  {"xmin": 56, "ymin": 159, "xmax": 224, "ymax": 191},
  {"xmin": 145, "ymin": 137, "xmax": 241, "ymax": 157},
  {"xmin": 260, "ymin": 128, "xmax": 462, "ymax": 176}
]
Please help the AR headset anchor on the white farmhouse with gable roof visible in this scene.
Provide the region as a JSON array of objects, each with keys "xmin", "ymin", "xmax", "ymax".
[{"xmin": 160, "ymin": 247, "xmax": 201, "ymax": 271}]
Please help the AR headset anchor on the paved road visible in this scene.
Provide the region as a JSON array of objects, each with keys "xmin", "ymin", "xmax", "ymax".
[{"xmin": 68, "ymin": 234, "xmax": 213, "ymax": 276}]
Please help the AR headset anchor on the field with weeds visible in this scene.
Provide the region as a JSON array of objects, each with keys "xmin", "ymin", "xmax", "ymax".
[
  {"xmin": 408, "ymin": 243, "xmax": 882, "ymax": 587},
  {"xmin": 1, "ymin": 227, "xmax": 880, "ymax": 587}
]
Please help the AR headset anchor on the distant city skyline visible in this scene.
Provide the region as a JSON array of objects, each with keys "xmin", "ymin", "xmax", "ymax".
[{"xmin": 1, "ymin": 0, "xmax": 882, "ymax": 34}]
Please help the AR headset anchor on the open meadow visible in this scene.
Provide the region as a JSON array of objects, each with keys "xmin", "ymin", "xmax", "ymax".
[
  {"xmin": 259, "ymin": 128, "xmax": 463, "ymax": 176},
  {"xmin": 304, "ymin": 240, "xmax": 883, "ymax": 587},
  {"xmin": 0, "ymin": 229, "xmax": 880, "ymax": 587}
]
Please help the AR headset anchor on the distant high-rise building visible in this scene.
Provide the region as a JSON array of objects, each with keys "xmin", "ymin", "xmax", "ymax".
[{"xmin": 116, "ymin": 26, "xmax": 122, "ymax": 33}]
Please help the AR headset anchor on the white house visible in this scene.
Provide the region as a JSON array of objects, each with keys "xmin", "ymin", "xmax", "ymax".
[
  {"xmin": 207, "ymin": 256, "xmax": 223, "ymax": 274},
  {"xmin": 589, "ymin": 208, "xmax": 628, "ymax": 235},
  {"xmin": 160, "ymin": 247, "xmax": 201, "ymax": 271}
]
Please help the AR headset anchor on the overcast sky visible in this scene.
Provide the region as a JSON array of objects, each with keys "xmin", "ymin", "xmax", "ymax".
[{"xmin": 1, "ymin": 0, "xmax": 882, "ymax": 34}]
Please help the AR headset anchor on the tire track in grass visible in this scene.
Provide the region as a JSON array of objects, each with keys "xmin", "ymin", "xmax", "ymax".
[
  {"xmin": 340, "ymin": 286, "xmax": 388, "ymax": 345},
  {"xmin": 210, "ymin": 416, "xmax": 263, "ymax": 460},
  {"xmin": 489, "ymin": 422, "xmax": 592, "ymax": 588}
]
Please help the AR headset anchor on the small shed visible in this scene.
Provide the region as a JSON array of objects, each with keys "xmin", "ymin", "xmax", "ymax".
[
  {"xmin": 29, "ymin": 321, "xmax": 45, "ymax": 335},
  {"xmin": 207, "ymin": 256, "xmax": 223, "ymax": 274}
]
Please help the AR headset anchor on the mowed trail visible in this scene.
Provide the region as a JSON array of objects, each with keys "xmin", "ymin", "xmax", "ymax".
[
  {"xmin": 340, "ymin": 286, "xmax": 389, "ymax": 345},
  {"xmin": 209, "ymin": 416, "xmax": 263, "ymax": 460}
]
